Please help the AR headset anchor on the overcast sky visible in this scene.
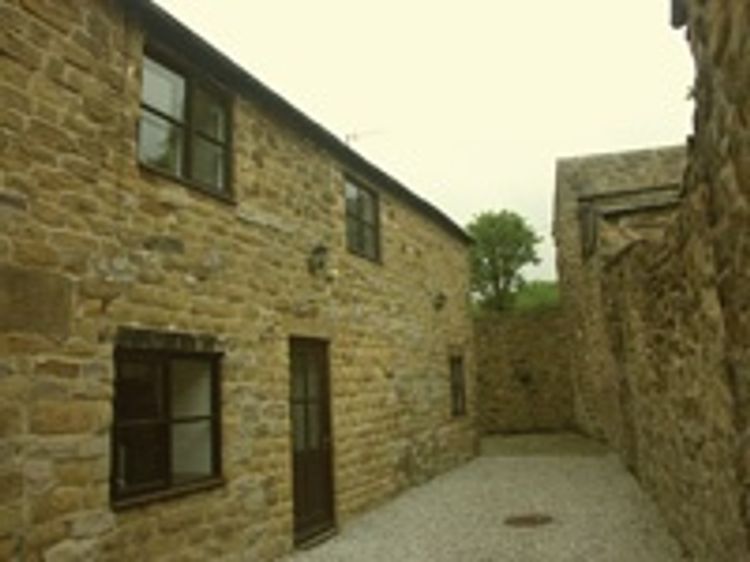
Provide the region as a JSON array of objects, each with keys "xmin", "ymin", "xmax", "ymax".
[{"xmin": 153, "ymin": 0, "xmax": 693, "ymax": 279}]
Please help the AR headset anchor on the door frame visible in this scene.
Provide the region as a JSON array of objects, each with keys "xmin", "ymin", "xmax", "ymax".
[{"xmin": 288, "ymin": 336, "xmax": 337, "ymax": 546}]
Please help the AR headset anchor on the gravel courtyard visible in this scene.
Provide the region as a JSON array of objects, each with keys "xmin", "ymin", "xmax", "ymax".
[{"xmin": 283, "ymin": 434, "xmax": 686, "ymax": 562}]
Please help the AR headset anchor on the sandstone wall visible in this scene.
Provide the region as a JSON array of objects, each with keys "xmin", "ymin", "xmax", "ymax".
[
  {"xmin": 680, "ymin": 0, "xmax": 750, "ymax": 557},
  {"xmin": 554, "ymin": 146, "xmax": 686, "ymax": 444},
  {"xmin": 556, "ymin": 147, "xmax": 748, "ymax": 561},
  {"xmin": 555, "ymin": 1, "xmax": 750, "ymax": 558},
  {"xmin": 0, "ymin": 2, "xmax": 477, "ymax": 561},
  {"xmin": 475, "ymin": 310, "xmax": 574, "ymax": 434}
]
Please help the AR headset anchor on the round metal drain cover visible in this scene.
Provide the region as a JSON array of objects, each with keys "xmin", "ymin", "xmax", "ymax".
[{"xmin": 504, "ymin": 513, "xmax": 554, "ymax": 528}]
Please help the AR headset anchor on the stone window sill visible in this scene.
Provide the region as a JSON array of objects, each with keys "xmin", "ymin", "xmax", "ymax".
[
  {"xmin": 111, "ymin": 476, "xmax": 225, "ymax": 512},
  {"xmin": 139, "ymin": 164, "xmax": 236, "ymax": 206}
]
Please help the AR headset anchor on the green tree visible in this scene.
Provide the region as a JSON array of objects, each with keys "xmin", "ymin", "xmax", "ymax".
[
  {"xmin": 466, "ymin": 210, "xmax": 542, "ymax": 311},
  {"xmin": 513, "ymin": 280, "xmax": 559, "ymax": 310}
]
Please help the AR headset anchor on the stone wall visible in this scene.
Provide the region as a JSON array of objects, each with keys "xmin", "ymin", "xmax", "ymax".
[
  {"xmin": 0, "ymin": 1, "xmax": 477, "ymax": 560},
  {"xmin": 555, "ymin": 1, "xmax": 750, "ymax": 558},
  {"xmin": 554, "ymin": 146, "xmax": 686, "ymax": 444},
  {"xmin": 475, "ymin": 309, "xmax": 574, "ymax": 434}
]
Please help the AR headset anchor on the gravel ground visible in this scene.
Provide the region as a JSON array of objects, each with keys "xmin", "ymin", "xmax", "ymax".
[{"xmin": 283, "ymin": 433, "xmax": 686, "ymax": 562}]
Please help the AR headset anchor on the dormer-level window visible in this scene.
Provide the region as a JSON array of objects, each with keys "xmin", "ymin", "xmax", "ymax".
[
  {"xmin": 345, "ymin": 179, "xmax": 380, "ymax": 261},
  {"xmin": 138, "ymin": 54, "xmax": 230, "ymax": 197}
]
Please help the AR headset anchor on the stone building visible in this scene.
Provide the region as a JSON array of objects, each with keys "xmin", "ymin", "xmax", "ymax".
[
  {"xmin": 555, "ymin": 0, "xmax": 750, "ymax": 559},
  {"xmin": 0, "ymin": 1, "xmax": 477, "ymax": 560}
]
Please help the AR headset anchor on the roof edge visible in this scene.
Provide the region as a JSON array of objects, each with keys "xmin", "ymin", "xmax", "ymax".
[{"xmin": 555, "ymin": 144, "xmax": 686, "ymax": 166}]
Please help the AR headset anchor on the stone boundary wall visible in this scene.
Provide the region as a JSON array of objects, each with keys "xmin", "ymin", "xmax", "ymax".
[
  {"xmin": 555, "ymin": 1, "xmax": 750, "ymax": 559},
  {"xmin": 554, "ymin": 145, "xmax": 686, "ymax": 444},
  {"xmin": 475, "ymin": 309, "xmax": 574, "ymax": 434}
]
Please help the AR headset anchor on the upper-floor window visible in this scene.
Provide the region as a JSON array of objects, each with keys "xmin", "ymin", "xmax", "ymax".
[
  {"xmin": 450, "ymin": 355, "xmax": 466, "ymax": 417},
  {"xmin": 111, "ymin": 329, "xmax": 223, "ymax": 508},
  {"xmin": 138, "ymin": 54, "xmax": 230, "ymax": 196},
  {"xmin": 345, "ymin": 179, "xmax": 380, "ymax": 261}
]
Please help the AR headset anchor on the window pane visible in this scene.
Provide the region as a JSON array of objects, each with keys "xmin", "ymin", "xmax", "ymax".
[
  {"xmin": 363, "ymin": 224, "xmax": 378, "ymax": 259},
  {"xmin": 172, "ymin": 420, "xmax": 213, "ymax": 484},
  {"xmin": 142, "ymin": 57, "xmax": 185, "ymax": 120},
  {"xmin": 307, "ymin": 403, "xmax": 320, "ymax": 450},
  {"xmin": 292, "ymin": 404, "xmax": 306, "ymax": 452},
  {"xmin": 194, "ymin": 88, "xmax": 226, "ymax": 141},
  {"xmin": 191, "ymin": 137, "xmax": 225, "ymax": 191},
  {"xmin": 138, "ymin": 111, "xmax": 183, "ymax": 175},
  {"xmin": 346, "ymin": 216, "xmax": 363, "ymax": 253},
  {"xmin": 360, "ymin": 189, "xmax": 377, "ymax": 224},
  {"xmin": 305, "ymin": 361, "xmax": 320, "ymax": 401},
  {"xmin": 345, "ymin": 181, "xmax": 359, "ymax": 215},
  {"xmin": 292, "ymin": 361, "xmax": 305, "ymax": 401},
  {"xmin": 115, "ymin": 360, "xmax": 162, "ymax": 421},
  {"xmin": 115, "ymin": 424, "xmax": 167, "ymax": 493},
  {"xmin": 170, "ymin": 358, "xmax": 212, "ymax": 418}
]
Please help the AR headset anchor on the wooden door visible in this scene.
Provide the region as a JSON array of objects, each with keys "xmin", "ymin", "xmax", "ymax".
[{"xmin": 289, "ymin": 338, "xmax": 335, "ymax": 545}]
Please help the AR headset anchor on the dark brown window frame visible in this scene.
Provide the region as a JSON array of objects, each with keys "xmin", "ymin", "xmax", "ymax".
[
  {"xmin": 450, "ymin": 355, "xmax": 467, "ymax": 417},
  {"xmin": 344, "ymin": 177, "xmax": 381, "ymax": 262},
  {"xmin": 111, "ymin": 340, "xmax": 223, "ymax": 510},
  {"xmin": 138, "ymin": 45, "xmax": 234, "ymax": 203}
]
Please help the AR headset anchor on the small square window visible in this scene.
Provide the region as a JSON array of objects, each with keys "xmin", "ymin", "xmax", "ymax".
[
  {"xmin": 450, "ymin": 356, "xmax": 466, "ymax": 417},
  {"xmin": 345, "ymin": 179, "xmax": 380, "ymax": 261},
  {"xmin": 138, "ymin": 53, "xmax": 231, "ymax": 197},
  {"xmin": 112, "ymin": 334, "xmax": 222, "ymax": 507}
]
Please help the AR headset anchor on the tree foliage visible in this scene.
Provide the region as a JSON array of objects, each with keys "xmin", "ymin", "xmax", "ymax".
[
  {"xmin": 513, "ymin": 280, "xmax": 559, "ymax": 311},
  {"xmin": 466, "ymin": 210, "xmax": 542, "ymax": 310}
]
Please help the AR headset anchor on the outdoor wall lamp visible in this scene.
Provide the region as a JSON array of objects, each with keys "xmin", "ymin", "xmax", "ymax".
[
  {"xmin": 433, "ymin": 291, "xmax": 447, "ymax": 311},
  {"xmin": 307, "ymin": 244, "xmax": 329, "ymax": 275}
]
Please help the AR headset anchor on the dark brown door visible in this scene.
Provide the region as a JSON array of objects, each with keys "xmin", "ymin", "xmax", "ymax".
[{"xmin": 289, "ymin": 338, "xmax": 335, "ymax": 545}]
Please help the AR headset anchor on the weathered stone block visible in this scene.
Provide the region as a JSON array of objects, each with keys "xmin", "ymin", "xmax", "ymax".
[
  {"xmin": 0, "ymin": 189, "xmax": 28, "ymax": 212},
  {"xmin": 0, "ymin": 108, "xmax": 24, "ymax": 132},
  {"xmin": 35, "ymin": 360, "xmax": 80, "ymax": 378},
  {"xmin": 0, "ymin": 504, "xmax": 21, "ymax": 538},
  {"xmin": 20, "ymin": 0, "xmax": 79, "ymax": 34},
  {"xmin": 0, "ymin": 536, "xmax": 16, "ymax": 560},
  {"xmin": 30, "ymin": 487, "xmax": 85, "ymax": 526},
  {"xmin": 0, "ymin": 402, "xmax": 22, "ymax": 439},
  {"xmin": 26, "ymin": 119, "xmax": 75, "ymax": 153},
  {"xmin": 29, "ymin": 401, "xmax": 108, "ymax": 435},
  {"xmin": 70, "ymin": 510, "xmax": 114, "ymax": 539},
  {"xmin": 143, "ymin": 235, "xmax": 185, "ymax": 255},
  {"xmin": 0, "ymin": 471, "xmax": 22, "ymax": 503},
  {"xmin": 0, "ymin": 265, "xmax": 72, "ymax": 338},
  {"xmin": 24, "ymin": 460, "xmax": 55, "ymax": 495},
  {"xmin": 0, "ymin": 28, "xmax": 43, "ymax": 70},
  {"xmin": 43, "ymin": 538, "xmax": 94, "ymax": 562},
  {"xmin": 13, "ymin": 240, "xmax": 60, "ymax": 268}
]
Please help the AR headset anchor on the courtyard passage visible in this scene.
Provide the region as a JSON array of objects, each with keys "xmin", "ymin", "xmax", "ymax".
[{"xmin": 284, "ymin": 434, "xmax": 685, "ymax": 562}]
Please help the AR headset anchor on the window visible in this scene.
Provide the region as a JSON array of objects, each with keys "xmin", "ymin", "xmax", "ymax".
[
  {"xmin": 138, "ymin": 54, "xmax": 230, "ymax": 196},
  {"xmin": 450, "ymin": 356, "xmax": 466, "ymax": 417},
  {"xmin": 345, "ymin": 179, "xmax": 380, "ymax": 261},
  {"xmin": 111, "ymin": 330, "xmax": 222, "ymax": 507}
]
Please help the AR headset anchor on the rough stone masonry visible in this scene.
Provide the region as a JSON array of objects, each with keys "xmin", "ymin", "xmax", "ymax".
[
  {"xmin": 0, "ymin": 1, "xmax": 476, "ymax": 560},
  {"xmin": 555, "ymin": 1, "xmax": 750, "ymax": 560}
]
